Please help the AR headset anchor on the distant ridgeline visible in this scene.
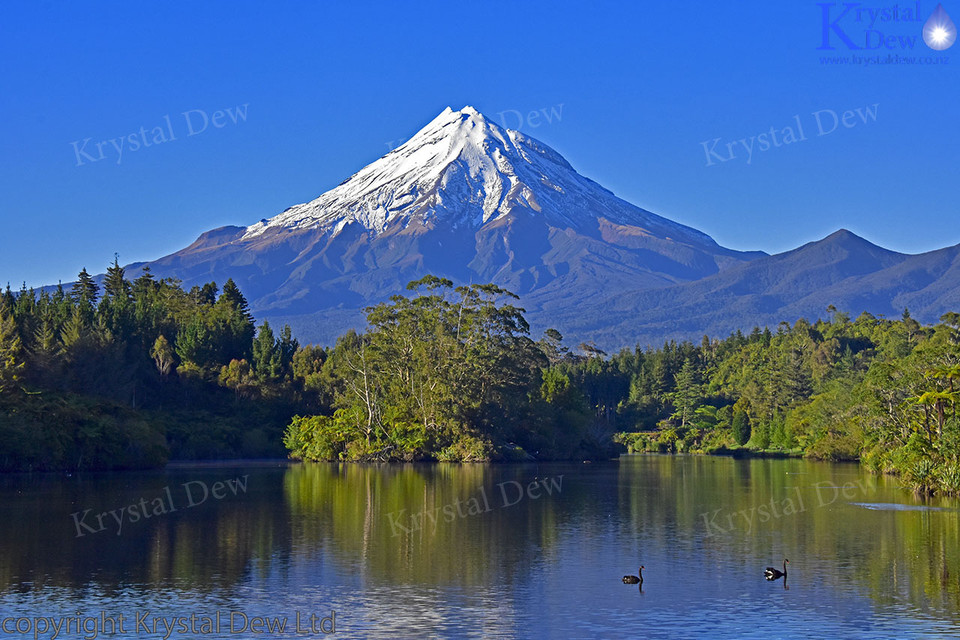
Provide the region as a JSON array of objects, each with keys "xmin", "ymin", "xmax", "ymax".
[{"xmin": 2, "ymin": 267, "xmax": 959, "ymax": 496}]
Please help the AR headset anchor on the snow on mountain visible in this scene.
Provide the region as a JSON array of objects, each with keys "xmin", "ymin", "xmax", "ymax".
[
  {"xmin": 100, "ymin": 106, "xmax": 960, "ymax": 348},
  {"xmin": 240, "ymin": 106, "xmax": 714, "ymax": 247},
  {"xmin": 135, "ymin": 105, "xmax": 765, "ymax": 346}
]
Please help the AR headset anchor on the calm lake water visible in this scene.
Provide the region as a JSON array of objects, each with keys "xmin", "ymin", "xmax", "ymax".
[{"xmin": 2, "ymin": 456, "xmax": 960, "ymax": 639}]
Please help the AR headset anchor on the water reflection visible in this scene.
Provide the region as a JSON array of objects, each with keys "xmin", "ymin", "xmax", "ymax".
[
  {"xmin": 283, "ymin": 463, "xmax": 579, "ymax": 586},
  {"xmin": 0, "ymin": 465, "xmax": 293, "ymax": 593},
  {"xmin": 0, "ymin": 456, "xmax": 959, "ymax": 637}
]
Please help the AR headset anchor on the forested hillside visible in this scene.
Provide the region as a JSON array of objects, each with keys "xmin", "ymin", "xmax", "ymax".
[
  {"xmin": 3, "ymin": 266, "xmax": 959, "ymax": 495},
  {"xmin": 572, "ymin": 307, "xmax": 960, "ymax": 496},
  {"xmin": 0, "ymin": 261, "xmax": 308, "ymax": 471}
]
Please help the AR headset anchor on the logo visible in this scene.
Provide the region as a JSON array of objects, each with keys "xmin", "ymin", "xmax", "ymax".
[
  {"xmin": 817, "ymin": 2, "xmax": 955, "ymax": 52},
  {"xmin": 923, "ymin": 3, "xmax": 957, "ymax": 49}
]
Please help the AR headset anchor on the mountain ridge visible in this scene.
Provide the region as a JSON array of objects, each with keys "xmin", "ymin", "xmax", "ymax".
[
  {"xmin": 111, "ymin": 107, "xmax": 959, "ymax": 350},
  {"xmin": 126, "ymin": 106, "xmax": 764, "ymax": 345},
  {"xmin": 553, "ymin": 229, "xmax": 960, "ymax": 349}
]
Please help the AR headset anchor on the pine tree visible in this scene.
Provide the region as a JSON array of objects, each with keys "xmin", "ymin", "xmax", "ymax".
[
  {"xmin": 252, "ymin": 321, "xmax": 282, "ymax": 382},
  {"xmin": 0, "ymin": 305, "xmax": 24, "ymax": 393},
  {"xmin": 70, "ymin": 268, "xmax": 99, "ymax": 305},
  {"xmin": 103, "ymin": 256, "xmax": 131, "ymax": 301},
  {"xmin": 12, "ymin": 284, "xmax": 38, "ymax": 353},
  {"xmin": 732, "ymin": 407, "xmax": 751, "ymax": 445},
  {"xmin": 214, "ymin": 280, "xmax": 255, "ymax": 363},
  {"xmin": 190, "ymin": 282, "xmax": 218, "ymax": 306},
  {"xmin": 34, "ymin": 317, "xmax": 60, "ymax": 354},
  {"xmin": 219, "ymin": 279, "xmax": 253, "ymax": 322},
  {"xmin": 1, "ymin": 284, "xmax": 14, "ymax": 311},
  {"xmin": 671, "ymin": 358, "xmax": 700, "ymax": 427},
  {"xmin": 175, "ymin": 314, "xmax": 213, "ymax": 370},
  {"xmin": 32, "ymin": 316, "xmax": 62, "ymax": 382},
  {"xmin": 278, "ymin": 324, "xmax": 299, "ymax": 380},
  {"xmin": 132, "ymin": 267, "xmax": 160, "ymax": 315}
]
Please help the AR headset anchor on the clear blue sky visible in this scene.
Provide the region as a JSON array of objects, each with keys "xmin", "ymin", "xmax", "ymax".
[{"xmin": 2, "ymin": 0, "xmax": 958, "ymax": 288}]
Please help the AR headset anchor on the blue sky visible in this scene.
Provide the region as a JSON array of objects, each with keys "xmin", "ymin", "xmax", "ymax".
[{"xmin": 2, "ymin": 0, "xmax": 958, "ymax": 288}]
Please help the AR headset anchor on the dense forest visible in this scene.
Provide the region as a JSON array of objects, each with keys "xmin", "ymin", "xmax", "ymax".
[
  {"xmin": 283, "ymin": 279, "xmax": 960, "ymax": 495},
  {"xmin": 576, "ymin": 306, "xmax": 960, "ymax": 496},
  {"xmin": 0, "ymin": 260, "xmax": 309, "ymax": 471},
  {"xmin": 282, "ymin": 276, "xmax": 601, "ymax": 463},
  {"xmin": 2, "ymin": 266, "xmax": 959, "ymax": 495}
]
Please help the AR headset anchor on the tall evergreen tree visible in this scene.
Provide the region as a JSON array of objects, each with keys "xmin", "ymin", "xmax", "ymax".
[
  {"xmin": 190, "ymin": 282, "xmax": 218, "ymax": 306},
  {"xmin": 103, "ymin": 256, "xmax": 131, "ymax": 301},
  {"xmin": 278, "ymin": 324, "xmax": 299, "ymax": 380},
  {"xmin": 671, "ymin": 358, "xmax": 700, "ymax": 427},
  {"xmin": 70, "ymin": 268, "xmax": 99, "ymax": 305},
  {"xmin": 219, "ymin": 279, "xmax": 253, "ymax": 322},
  {"xmin": 732, "ymin": 407, "xmax": 751, "ymax": 445},
  {"xmin": 0, "ymin": 305, "xmax": 24, "ymax": 393},
  {"xmin": 252, "ymin": 321, "xmax": 282, "ymax": 382},
  {"xmin": 175, "ymin": 313, "xmax": 213, "ymax": 371}
]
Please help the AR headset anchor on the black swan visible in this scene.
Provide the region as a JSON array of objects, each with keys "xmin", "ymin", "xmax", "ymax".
[
  {"xmin": 622, "ymin": 566, "xmax": 644, "ymax": 584},
  {"xmin": 764, "ymin": 559, "xmax": 788, "ymax": 580}
]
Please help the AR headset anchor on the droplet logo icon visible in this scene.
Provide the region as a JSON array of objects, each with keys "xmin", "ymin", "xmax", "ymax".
[{"xmin": 923, "ymin": 3, "xmax": 957, "ymax": 50}]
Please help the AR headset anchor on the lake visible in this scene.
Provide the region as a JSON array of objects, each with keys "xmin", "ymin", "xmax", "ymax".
[{"xmin": 2, "ymin": 456, "xmax": 959, "ymax": 639}]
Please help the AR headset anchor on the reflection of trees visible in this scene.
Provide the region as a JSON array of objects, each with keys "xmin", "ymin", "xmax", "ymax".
[
  {"xmin": 1, "ymin": 457, "xmax": 958, "ymax": 618},
  {"xmin": 0, "ymin": 468, "xmax": 292, "ymax": 594},
  {"xmin": 0, "ymin": 463, "xmax": 578, "ymax": 594},
  {"xmin": 617, "ymin": 455, "xmax": 960, "ymax": 614},
  {"xmin": 283, "ymin": 463, "xmax": 575, "ymax": 586}
]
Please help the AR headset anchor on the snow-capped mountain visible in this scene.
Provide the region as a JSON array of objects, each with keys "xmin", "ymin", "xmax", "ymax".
[
  {"xmin": 135, "ymin": 106, "xmax": 764, "ymax": 345},
  {"xmin": 241, "ymin": 106, "xmax": 713, "ymax": 244}
]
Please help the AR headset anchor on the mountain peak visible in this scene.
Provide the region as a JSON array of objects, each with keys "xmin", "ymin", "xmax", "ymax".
[
  {"xmin": 806, "ymin": 228, "xmax": 901, "ymax": 256},
  {"xmin": 436, "ymin": 105, "xmax": 485, "ymax": 122},
  {"xmin": 828, "ymin": 227, "xmax": 856, "ymax": 238},
  {"xmin": 769, "ymin": 227, "xmax": 906, "ymax": 281},
  {"xmin": 424, "ymin": 105, "xmax": 490, "ymax": 131},
  {"xmin": 825, "ymin": 228, "xmax": 865, "ymax": 243},
  {"xmin": 450, "ymin": 105, "xmax": 481, "ymax": 118},
  {"xmin": 138, "ymin": 106, "xmax": 777, "ymax": 347},
  {"xmin": 240, "ymin": 106, "xmax": 717, "ymax": 248}
]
